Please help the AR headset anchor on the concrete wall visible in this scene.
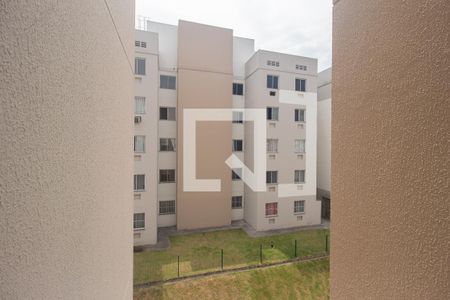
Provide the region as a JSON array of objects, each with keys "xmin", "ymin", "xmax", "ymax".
[
  {"xmin": 176, "ymin": 21, "xmax": 233, "ymax": 230},
  {"xmin": 317, "ymin": 68, "xmax": 331, "ymax": 198},
  {"xmin": 331, "ymin": 0, "xmax": 450, "ymax": 298},
  {"xmin": 0, "ymin": 0, "xmax": 134, "ymax": 298}
]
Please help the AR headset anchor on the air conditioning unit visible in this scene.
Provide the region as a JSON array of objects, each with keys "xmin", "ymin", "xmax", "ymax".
[
  {"xmin": 134, "ymin": 116, "xmax": 142, "ymax": 123},
  {"xmin": 270, "ymin": 91, "xmax": 276, "ymax": 96}
]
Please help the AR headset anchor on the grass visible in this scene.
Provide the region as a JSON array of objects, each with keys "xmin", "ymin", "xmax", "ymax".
[
  {"xmin": 134, "ymin": 258, "xmax": 330, "ymax": 300},
  {"xmin": 134, "ymin": 228, "xmax": 329, "ymax": 284}
]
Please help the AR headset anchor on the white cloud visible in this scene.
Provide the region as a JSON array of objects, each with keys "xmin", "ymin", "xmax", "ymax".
[{"xmin": 136, "ymin": 0, "xmax": 332, "ymax": 71}]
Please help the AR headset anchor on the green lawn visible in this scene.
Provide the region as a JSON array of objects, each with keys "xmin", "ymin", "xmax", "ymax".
[
  {"xmin": 134, "ymin": 258, "xmax": 330, "ymax": 300},
  {"xmin": 134, "ymin": 228, "xmax": 329, "ymax": 284}
]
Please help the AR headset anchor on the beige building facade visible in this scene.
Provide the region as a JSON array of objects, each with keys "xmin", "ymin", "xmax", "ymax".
[
  {"xmin": 332, "ymin": 0, "xmax": 450, "ymax": 298},
  {"xmin": 1, "ymin": 1, "xmax": 134, "ymax": 298},
  {"xmin": 133, "ymin": 19, "xmax": 322, "ymax": 245}
]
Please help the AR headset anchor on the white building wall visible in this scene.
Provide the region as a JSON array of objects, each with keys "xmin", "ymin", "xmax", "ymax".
[
  {"xmin": 244, "ymin": 50, "xmax": 321, "ymax": 231},
  {"xmin": 134, "ymin": 30, "xmax": 159, "ymax": 245},
  {"xmin": 231, "ymin": 37, "xmax": 255, "ymax": 221},
  {"xmin": 317, "ymin": 68, "xmax": 331, "ymax": 197}
]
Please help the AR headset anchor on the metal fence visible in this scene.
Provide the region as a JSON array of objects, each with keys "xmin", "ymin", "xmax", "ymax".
[{"xmin": 134, "ymin": 234, "xmax": 329, "ymax": 285}]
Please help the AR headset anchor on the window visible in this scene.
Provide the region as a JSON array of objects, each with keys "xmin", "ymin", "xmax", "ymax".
[
  {"xmin": 232, "ymin": 196, "xmax": 243, "ymax": 209},
  {"xmin": 160, "ymin": 107, "xmax": 176, "ymax": 120},
  {"xmin": 295, "ymin": 139, "xmax": 305, "ymax": 153},
  {"xmin": 232, "ymin": 83, "xmax": 244, "ymax": 95},
  {"xmin": 135, "ymin": 41, "xmax": 146, "ymax": 48},
  {"xmin": 233, "ymin": 139, "xmax": 243, "ymax": 152},
  {"xmin": 295, "ymin": 109, "xmax": 305, "ymax": 122},
  {"xmin": 265, "ymin": 202, "xmax": 278, "ymax": 216},
  {"xmin": 133, "ymin": 213, "xmax": 145, "ymax": 229},
  {"xmin": 267, "ymin": 75, "xmax": 279, "ymax": 89},
  {"xmin": 135, "ymin": 96, "xmax": 145, "ymax": 114},
  {"xmin": 134, "ymin": 174, "xmax": 145, "ymax": 191},
  {"xmin": 232, "ymin": 168, "xmax": 242, "ymax": 180},
  {"xmin": 267, "ymin": 139, "xmax": 278, "ymax": 153},
  {"xmin": 135, "ymin": 58, "xmax": 145, "ymax": 75},
  {"xmin": 294, "ymin": 200, "xmax": 305, "ymax": 214},
  {"xmin": 160, "ymin": 75, "xmax": 176, "ymax": 89},
  {"xmin": 295, "ymin": 79, "xmax": 306, "ymax": 92},
  {"xmin": 266, "ymin": 107, "xmax": 279, "ymax": 121},
  {"xmin": 159, "ymin": 200, "xmax": 176, "ymax": 215},
  {"xmin": 160, "ymin": 169, "xmax": 175, "ymax": 183},
  {"xmin": 232, "ymin": 111, "xmax": 243, "ymax": 124},
  {"xmin": 134, "ymin": 135, "xmax": 145, "ymax": 153},
  {"xmin": 160, "ymin": 138, "xmax": 176, "ymax": 151},
  {"xmin": 266, "ymin": 171, "xmax": 278, "ymax": 184},
  {"xmin": 296, "ymin": 64, "xmax": 307, "ymax": 71},
  {"xmin": 267, "ymin": 60, "xmax": 280, "ymax": 67},
  {"xmin": 295, "ymin": 170, "xmax": 305, "ymax": 183}
]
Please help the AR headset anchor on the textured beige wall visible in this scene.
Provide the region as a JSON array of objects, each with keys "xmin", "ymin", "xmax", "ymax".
[
  {"xmin": 177, "ymin": 21, "xmax": 233, "ymax": 229},
  {"xmin": 331, "ymin": 0, "xmax": 450, "ymax": 299},
  {"xmin": 0, "ymin": 1, "xmax": 134, "ymax": 299}
]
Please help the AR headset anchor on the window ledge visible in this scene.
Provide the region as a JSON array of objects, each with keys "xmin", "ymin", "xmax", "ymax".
[
  {"xmin": 133, "ymin": 228, "xmax": 145, "ymax": 231},
  {"xmin": 265, "ymin": 215, "xmax": 278, "ymax": 218}
]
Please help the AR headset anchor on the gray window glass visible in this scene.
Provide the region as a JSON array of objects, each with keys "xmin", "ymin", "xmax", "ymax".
[
  {"xmin": 135, "ymin": 58, "xmax": 145, "ymax": 75},
  {"xmin": 160, "ymin": 75, "xmax": 176, "ymax": 89}
]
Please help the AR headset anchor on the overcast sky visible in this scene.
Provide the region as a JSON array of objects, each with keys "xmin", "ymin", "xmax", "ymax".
[{"xmin": 136, "ymin": 0, "xmax": 332, "ymax": 71}]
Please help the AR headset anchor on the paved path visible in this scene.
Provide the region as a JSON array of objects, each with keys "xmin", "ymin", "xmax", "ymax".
[{"xmin": 136, "ymin": 219, "xmax": 329, "ymax": 252}]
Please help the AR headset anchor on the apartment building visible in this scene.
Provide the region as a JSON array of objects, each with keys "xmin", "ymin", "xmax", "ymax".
[
  {"xmin": 133, "ymin": 19, "xmax": 321, "ymax": 245},
  {"xmin": 317, "ymin": 68, "xmax": 331, "ymax": 219}
]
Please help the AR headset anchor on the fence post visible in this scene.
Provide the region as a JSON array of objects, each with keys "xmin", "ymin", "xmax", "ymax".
[
  {"xmin": 221, "ymin": 249, "xmax": 224, "ymax": 270},
  {"xmin": 325, "ymin": 235, "xmax": 329, "ymax": 253},
  {"xmin": 294, "ymin": 239, "xmax": 297, "ymax": 257},
  {"xmin": 177, "ymin": 255, "xmax": 180, "ymax": 277},
  {"xmin": 260, "ymin": 244, "xmax": 263, "ymax": 264}
]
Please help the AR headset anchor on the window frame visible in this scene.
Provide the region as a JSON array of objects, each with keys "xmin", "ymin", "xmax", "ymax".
[
  {"xmin": 294, "ymin": 200, "xmax": 305, "ymax": 214},
  {"xmin": 265, "ymin": 202, "xmax": 278, "ymax": 217},
  {"xmin": 266, "ymin": 107, "xmax": 279, "ymax": 121},
  {"xmin": 294, "ymin": 139, "xmax": 306, "ymax": 153},
  {"xmin": 160, "ymin": 107, "xmax": 176, "ymax": 121},
  {"xmin": 267, "ymin": 75, "xmax": 279, "ymax": 89},
  {"xmin": 159, "ymin": 169, "xmax": 176, "ymax": 183},
  {"xmin": 294, "ymin": 109, "xmax": 305, "ymax": 122},
  {"xmin": 134, "ymin": 135, "xmax": 145, "ymax": 153},
  {"xmin": 160, "ymin": 138, "xmax": 176, "ymax": 152},
  {"xmin": 134, "ymin": 96, "xmax": 146, "ymax": 114},
  {"xmin": 232, "ymin": 83, "xmax": 244, "ymax": 96},
  {"xmin": 232, "ymin": 139, "xmax": 243, "ymax": 152},
  {"xmin": 159, "ymin": 200, "xmax": 176, "ymax": 215},
  {"xmin": 134, "ymin": 174, "xmax": 145, "ymax": 191},
  {"xmin": 267, "ymin": 139, "xmax": 278, "ymax": 153},
  {"xmin": 135, "ymin": 57, "xmax": 146, "ymax": 75},
  {"xmin": 295, "ymin": 78, "xmax": 306, "ymax": 92},
  {"xmin": 133, "ymin": 213, "xmax": 145, "ymax": 230},
  {"xmin": 160, "ymin": 75, "xmax": 177, "ymax": 90},
  {"xmin": 231, "ymin": 196, "xmax": 243, "ymax": 209},
  {"xmin": 294, "ymin": 170, "xmax": 306, "ymax": 184},
  {"xmin": 266, "ymin": 171, "xmax": 278, "ymax": 184}
]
